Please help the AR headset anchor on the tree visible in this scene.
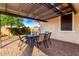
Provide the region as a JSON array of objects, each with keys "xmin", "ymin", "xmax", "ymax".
[
  {"xmin": 1, "ymin": 15, "xmax": 24, "ymax": 27},
  {"xmin": 1, "ymin": 14, "xmax": 25, "ymax": 38}
]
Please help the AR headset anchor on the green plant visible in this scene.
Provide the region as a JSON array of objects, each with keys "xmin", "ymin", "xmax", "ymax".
[
  {"xmin": 1, "ymin": 14, "xmax": 25, "ymax": 37},
  {"xmin": 8, "ymin": 27, "xmax": 31, "ymax": 35}
]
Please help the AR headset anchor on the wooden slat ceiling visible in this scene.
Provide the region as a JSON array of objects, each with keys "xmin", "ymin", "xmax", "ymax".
[{"xmin": 0, "ymin": 3, "xmax": 75, "ymax": 22}]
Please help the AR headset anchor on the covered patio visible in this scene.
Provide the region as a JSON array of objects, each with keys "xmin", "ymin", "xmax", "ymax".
[{"xmin": 0, "ymin": 3, "xmax": 79, "ymax": 56}]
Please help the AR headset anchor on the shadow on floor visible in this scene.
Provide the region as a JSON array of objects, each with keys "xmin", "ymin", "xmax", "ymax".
[
  {"xmin": 21, "ymin": 44, "xmax": 34, "ymax": 56},
  {"xmin": 1, "ymin": 39, "xmax": 18, "ymax": 48},
  {"xmin": 35, "ymin": 39, "xmax": 79, "ymax": 56}
]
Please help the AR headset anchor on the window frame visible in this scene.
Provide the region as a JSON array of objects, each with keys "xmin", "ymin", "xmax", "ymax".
[{"xmin": 59, "ymin": 12, "xmax": 75, "ymax": 32}]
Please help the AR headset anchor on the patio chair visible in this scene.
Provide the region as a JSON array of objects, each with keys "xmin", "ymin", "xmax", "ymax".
[
  {"xmin": 44, "ymin": 32, "xmax": 52, "ymax": 47},
  {"xmin": 35, "ymin": 33, "xmax": 46, "ymax": 48},
  {"xmin": 48, "ymin": 32, "xmax": 52, "ymax": 44},
  {"xmin": 18, "ymin": 35, "xmax": 28, "ymax": 50}
]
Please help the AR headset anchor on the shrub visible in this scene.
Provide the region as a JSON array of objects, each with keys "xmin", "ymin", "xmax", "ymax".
[{"xmin": 8, "ymin": 27, "xmax": 31, "ymax": 35}]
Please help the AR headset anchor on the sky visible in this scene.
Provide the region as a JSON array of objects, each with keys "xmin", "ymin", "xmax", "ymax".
[{"xmin": 22, "ymin": 18, "xmax": 40, "ymax": 28}]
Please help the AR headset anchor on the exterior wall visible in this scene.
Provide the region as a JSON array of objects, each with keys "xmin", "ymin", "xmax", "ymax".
[{"xmin": 40, "ymin": 13, "xmax": 79, "ymax": 44}]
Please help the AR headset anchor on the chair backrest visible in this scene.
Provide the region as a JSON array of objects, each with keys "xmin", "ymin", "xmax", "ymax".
[
  {"xmin": 48, "ymin": 32, "xmax": 52, "ymax": 39},
  {"xmin": 38, "ymin": 33, "xmax": 45, "ymax": 42},
  {"xmin": 45, "ymin": 33, "xmax": 49, "ymax": 40},
  {"xmin": 45, "ymin": 32, "xmax": 52, "ymax": 40}
]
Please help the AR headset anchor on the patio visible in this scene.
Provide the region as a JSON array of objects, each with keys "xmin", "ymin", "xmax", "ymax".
[
  {"xmin": 1, "ymin": 35, "xmax": 79, "ymax": 56},
  {"xmin": 1, "ymin": 3, "xmax": 79, "ymax": 56},
  {"xmin": 0, "ymin": 35, "xmax": 47, "ymax": 56}
]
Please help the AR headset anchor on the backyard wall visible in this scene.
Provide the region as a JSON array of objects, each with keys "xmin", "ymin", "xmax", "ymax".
[
  {"xmin": 1, "ymin": 27, "xmax": 13, "ymax": 36},
  {"xmin": 40, "ymin": 12, "xmax": 79, "ymax": 44}
]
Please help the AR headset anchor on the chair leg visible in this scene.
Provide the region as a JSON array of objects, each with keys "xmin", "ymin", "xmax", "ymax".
[
  {"xmin": 35, "ymin": 41, "xmax": 39, "ymax": 48},
  {"xmin": 43, "ymin": 41, "xmax": 46, "ymax": 48},
  {"xmin": 35, "ymin": 39, "xmax": 39, "ymax": 48},
  {"xmin": 46, "ymin": 40, "xmax": 49, "ymax": 48},
  {"xmin": 19, "ymin": 41, "xmax": 23, "ymax": 50},
  {"xmin": 19, "ymin": 44, "xmax": 22, "ymax": 50},
  {"xmin": 44, "ymin": 40, "xmax": 49, "ymax": 48},
  {"xmin": 18, "ymin": 40, "xmax": 21, "ymax": 47},
  {"xmin": 48, "ymin": 39, "xmax": 52, "ymax": 45}
]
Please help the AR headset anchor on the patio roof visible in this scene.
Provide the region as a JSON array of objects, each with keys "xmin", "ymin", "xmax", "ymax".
[{"xmin": 0, "ymin": 3, "xmax": 75, "ymax": 22}]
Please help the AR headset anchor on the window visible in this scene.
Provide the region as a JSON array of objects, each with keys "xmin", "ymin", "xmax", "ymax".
[{"xmin": 61, "ymin": 13, "xmax": 74, "ymax": 31}]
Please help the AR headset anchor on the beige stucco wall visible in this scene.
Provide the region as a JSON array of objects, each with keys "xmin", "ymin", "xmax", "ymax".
[{"xmin": 40, "ymin": 12, "xmax": 79, "ymax": 44}]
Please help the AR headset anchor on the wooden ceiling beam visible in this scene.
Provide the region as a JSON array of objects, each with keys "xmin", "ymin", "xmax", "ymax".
[
  {"xmin": 46, "ymin": 14, "xmax": 60, "ymax": 20},
  {"xmin": 35, "ymin": 4, "xmax": 55, "ymax": 18},
  {"xmin": 46, "ymin": 9, "xmax": 73, "ymax": 20},
  {"xmin": 28, "ymin": 4, "xmax": 39, "ymax": 17},
  {"xmin": 53, "ymin": 3, "xmax": 62, "ymax": 6},
  {"xmin": 48, "ymin": 3, "xmax": 64, "ymax": 15},
  {"xmin": 62, "ymin": 6, "xmax": 71, "ymax": 10},
  {"xmin": 0, "ymin": 11, "xmax": 47, "ymax": 22},
  {"xmin": 68, "ymin": 3, "xmax": 76, "ymax": 13},
  {"xmin": 35, "ymin": 9, "xmax": 54, "ymax": 19},
  {"xmin": 40, "ymin": 12, "xmax": 58, "ymax": 20}
]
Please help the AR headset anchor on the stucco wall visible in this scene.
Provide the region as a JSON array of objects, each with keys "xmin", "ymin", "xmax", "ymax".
[
  {"xmin": 1, "ymin": 27, "xmax": 13, "ymax": 36},
  {"xmin": 40, "ymin": 13, "xmax": 79, "ymax": 44}
]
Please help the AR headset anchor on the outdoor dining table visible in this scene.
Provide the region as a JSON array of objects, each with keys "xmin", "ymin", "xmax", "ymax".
[{"xmin": 26, "ymin": 34, "xmax": 39, "ymax": 46}]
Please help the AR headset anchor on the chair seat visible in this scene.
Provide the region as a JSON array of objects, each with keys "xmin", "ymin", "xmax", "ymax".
[{"xmin": 37, "ymin": 33, "xmax": 45, "ymax": 43}]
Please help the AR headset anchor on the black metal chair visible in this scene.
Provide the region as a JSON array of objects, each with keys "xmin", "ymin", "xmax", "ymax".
[
  {"xmin": 34, "ymin": 33, "xmax": 46, "ymax": 48},
  {"xmin": 44, "ymin": 32, "xmax": 52, "ymax": 48},
  {"xmin": 18, "ymin": 35, "xmax": 28, "ymax": 50},
  {"xmin": 48, "ymin": 32, "xmax": 52, "ymax": 45}
]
